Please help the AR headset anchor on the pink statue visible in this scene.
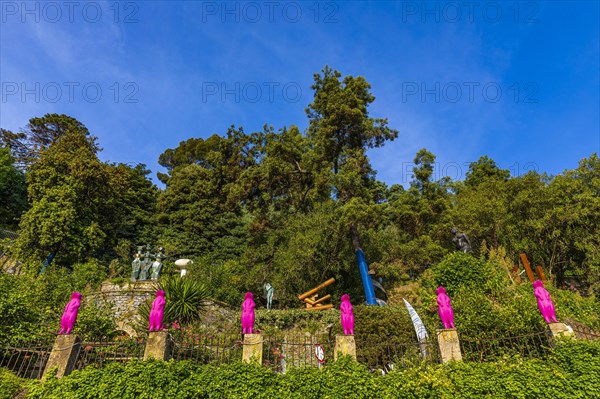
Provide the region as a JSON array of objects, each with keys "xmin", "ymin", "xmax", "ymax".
[
  {"xmin": 533, "ymin": 280, "xmax": 558, "ymax": 324},
  {"xmin": 149, "ymin": 290, "xmax": 166, "ymax": 331},
  {"xmin": 436, "ymin": 286, "xmax": 455, "ymax": 329},
  {"xmin": 241, "ymin": 292, "xmax": 256, "ymax": 334},
  {"xmin": 340, "ymin": 294, "xmax": 355, "ymax": 335},
  {"xmin": 59, "ymin": 292, "xmax": 82, "ymax": 335}
]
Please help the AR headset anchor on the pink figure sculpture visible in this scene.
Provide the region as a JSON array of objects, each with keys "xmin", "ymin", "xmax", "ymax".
[
  {"xmin": 149, "ymin": 290, "xmax": 166, "ymax": 331},
  {"xmin": 533, "ymin": 280, "xmax": 558, "ymax": 324},
  {"xmin": 59, "ymin": 292, "xmax": 82, "ymax": 335},
  {"xmin": 436, "ymin": 286, "xmax": 455, "ymax": 329},
  {"xmin": 340, "ymin": 294, "xmax": 355, "ymax": 335},
  {"xmin": 241, "ymin": 292, "xmax": 256, "ymax": 334}
]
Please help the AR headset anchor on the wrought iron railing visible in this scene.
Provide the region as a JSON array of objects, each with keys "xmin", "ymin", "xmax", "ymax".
[
  {"xmin": 564, "ymin": 319, "xmax": 600, "ymax": 341},
  {"xmin": 3, "ymin": 324, "xmax": 597, "ymax": 380},
  {"xmin": 355, "ymin": 334, "xmax": 441, "ymax": 372},
  {"xmin": 74, "ymin": 338, "xmax": 145, "ymax": 371},
  {"xmin": 263, "ymin": 333, "xmax": 334, "ymax": 372},
  {"xmin": 460, "ymin": 331, "xmax": 551, "ymax": 362},
  {"xmin": 0, "ymin": 339, "xmax": 53, "ymax": 379},
  {"xmin": 170, "ymin": 333, "xmax": 243, "ymax": 365}
]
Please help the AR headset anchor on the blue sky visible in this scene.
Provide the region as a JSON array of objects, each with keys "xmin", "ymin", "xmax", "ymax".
[{"xmin": 1, "ymin": 1, "xmax": 598, "ymax": 186}]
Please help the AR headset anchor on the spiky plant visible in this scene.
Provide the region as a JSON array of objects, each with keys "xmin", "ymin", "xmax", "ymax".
[
  {"xmin": 137, "ymin": 276, "xmax": 208, "ymax": 332},
  {"xmin": 160, "ymin": 275, "xmax": 208, "ymax": 324}
]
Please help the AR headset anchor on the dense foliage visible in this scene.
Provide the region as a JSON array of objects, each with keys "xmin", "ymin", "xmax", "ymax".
[
  {"xmin": 0, "ymin": 148, "xmax": 27, "ymax": 229},
  {"xmin": 0, "ymin": 67, "xmax": 598, "ymax": 343},
  {"xmin": 8, "ymin": 340, "xmax": 597, "ymax": 399},
  {"xmin": 0, "ymin": 367, "xmax": 24, "ymax": 399},
  {"xmin": 0, "ymin": 272, "xmax": 116, "ymax": 344}
]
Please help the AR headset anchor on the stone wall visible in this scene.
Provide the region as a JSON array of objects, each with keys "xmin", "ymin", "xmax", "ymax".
[
  {"xmin": 88, "ymin": 281, "xmax": 238, "ymax": 337},
  {"xmin": 88, "ymin": 281, "xmax": 155, "ymax": 337}
]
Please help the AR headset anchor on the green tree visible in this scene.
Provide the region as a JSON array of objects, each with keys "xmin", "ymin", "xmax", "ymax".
[
  {"xmin": 306, "ymin": 66, "xmax": 398, "ymax": 175},
  {"xmin": 464, "ymin": 155, "xmax": 510, "ymax": 188},
  {"xmin": 0, "ymin": 147, "xmax": 27, "ymax": 228},
  {"xmin": 156, "ymin": 127, "xmax": 253, "ymax": 259},
  {"xmin": 108, "ymin": 163, "xmax": 158, "ymax": 246},
  {"xmin": 0, "ymin": 128, "xmax": 30, "ymax": 170},
  {"xmin": 449, "ymin": 156, "xmax": 511, "ymax": 252},
  {"xmin": 15, "ymin": 123, "xmax": 115, "ymax": 268},
  {"xmin": 1, "ymin": 114, "xmax": 89, "ymax": 170},
  {"xmin": 375, "ymin": 149, "xmax": 453, "ymax": 281},
  {"xmin": 157, "ymin": 134, "xmax": 223, "ymax": 184},
  {"xmin": 411, "ymin": 148, "xmax": 436, "ymax": 195},
  {"xmin": 255, "ymin": 202, "xmax": 364, "ymax": 306},
  {"xmin": 542, "ymin": 154, "xmax": 600, "ymax": 289},
  {"xmin": 306, "ymin": 66, "xmax": 398, "ymax": 203},
  {"xmin": 236, "ymin": 125, "xmax": 319, "ymax": 214}
]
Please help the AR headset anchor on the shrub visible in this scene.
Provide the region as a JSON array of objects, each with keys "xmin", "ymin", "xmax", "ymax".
[
  {"xmin": 0, "ymin": 274, "xmax": 44, "ymax": 343},
  {"xmin": 22, "ymin": 340, "xmax": 600, "ymax": 399},
  {"xmin": 0, "ymin": 367, "xmax": 24, "ymax": 399},
  {"xmin": 71, "ymin": 259, "xmax": 107, "ymax": 291},
  {"xmin": 73, "ymin": 300, "xmax": 118, "ymax": 340},
  {"xmin": 431, "ymin": 252, "xmax": 491, "ymax": 296}
]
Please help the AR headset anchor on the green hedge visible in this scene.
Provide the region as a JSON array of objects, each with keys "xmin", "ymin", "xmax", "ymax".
[
  {"xmin": 0, "ymin": 367, "xmax": 25, "ymax": 399},
  {"xmin": 21, "ymin": 339, "xmax": 600, "ymax": 399}
]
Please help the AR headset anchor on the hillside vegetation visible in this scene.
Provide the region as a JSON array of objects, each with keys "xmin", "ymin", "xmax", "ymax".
[{"xmin": 0, "ymin": 67, "xmax": 598, "ymax": 343}]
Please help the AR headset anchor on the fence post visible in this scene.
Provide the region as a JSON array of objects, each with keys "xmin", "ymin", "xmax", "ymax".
[
  {"xmin": 436, "ymin": 329, "xmax": 462, "ymax": 363},
  {"xmin": 334, "ymin": 335, "xmax": 357, "ymax": 361},
  {"xmin": 144, "ymin": 331, "xmax": 172, "ymax": 360},
  {"xmin": 242, "ymin": 334, "xmax": 263, "ymax": 364},
  {"xmin": 43, "ymin": 334, "xmax": 81, "ymax": 379},
  {"xmin": 548, "ymin": 322, "xmax": 575, "ymax": 339}
]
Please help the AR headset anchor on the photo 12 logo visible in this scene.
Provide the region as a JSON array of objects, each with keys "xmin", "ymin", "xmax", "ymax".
[
  {"xmin": 201, "ymin": 82, "xmax": 302, "ymax": 103},
  {"xmin": 401, "ymin": 81, "xmax": 539, "ymax": 104},
  {"xmin": 1, "ymin": 82, "xmax": 140, "ymax": 104},
  {"xmin": 199, "ymin": 1, "xmax": 339, "ymax": 23},
  {"xmin": 400, "ymin": 161, "xmax": 539, "ymax": 183},
  {"xmin": 1, "ymin": 1, "xmax": 139, "ymax": 23},
  {"xmin": 400, "ymin": 1, "xmax": 539, "ymax": 23}
]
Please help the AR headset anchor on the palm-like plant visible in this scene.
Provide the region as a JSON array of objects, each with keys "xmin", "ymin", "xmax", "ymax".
[
  {"xmin": 160, "ymin": 275, "xmax": 208, "ymax": 325},
  {"xmin": 137, "ymin": 276, "xmax": 208, "ymax": 332}
]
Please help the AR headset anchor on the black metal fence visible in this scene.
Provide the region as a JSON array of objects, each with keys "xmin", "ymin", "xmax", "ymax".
[
  {"xmin": 355, "ymin": 334, "xmax": 441, "ymax": 372},
  {"xmin": 0, "ymin": 339, "xmax": 53, "ymax": 379},
  {"xmin": 170, "ymin": 333, "xmax": 242, "ymax": 365},
  {"xmin": 460, "ymin": 331, "xmax": 552, "ymax": 362},
  {"xmin": 2, "ymin": 324, "xmax": 597, "ymax": 379},
  {"xmin": 564, "ymin": 319, "xmax": 600, "ymax": 341},
  {"xmin": 169, "ymin": 332, "xmax": 334, "ymax": 372},
  {"xmin": 75, "ymin": 338, "xmax": 145, "ymax": 371},
  {"xmin": 262, "ymin": 333, "xmax": 334, "ymax": 372}
]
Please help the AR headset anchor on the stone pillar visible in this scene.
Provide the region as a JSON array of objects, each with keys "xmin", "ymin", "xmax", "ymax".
[
  {"xmin": 242, "ymin": 334, "xmax": 263, "ymax": 364},
  {"xmin": 144, "ymin": 331, "xmax": 171, "ymax": 360},
  {"xmin": 43, "ymin": 334, "xmax": 81, "ymax": 379},
  {"xmin": 548, "ymin": 322, "xmax": 575, "ymax": 339},
  {"xmin": 334, "ymin": 335, "xmax": 356, "ymax": 361},
  {"xmin": 437, "ymin": 329, "xmax": 462, "ymax": 363}
]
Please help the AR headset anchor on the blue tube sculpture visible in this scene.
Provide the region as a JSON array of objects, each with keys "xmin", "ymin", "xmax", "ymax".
[
  {"xmin": 40, "ymin": 252, "xmax": 55, "ymax": 273},
  {"xmin": 356, "ymin": 249, "xmax": 377, "ymax": 305}
]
